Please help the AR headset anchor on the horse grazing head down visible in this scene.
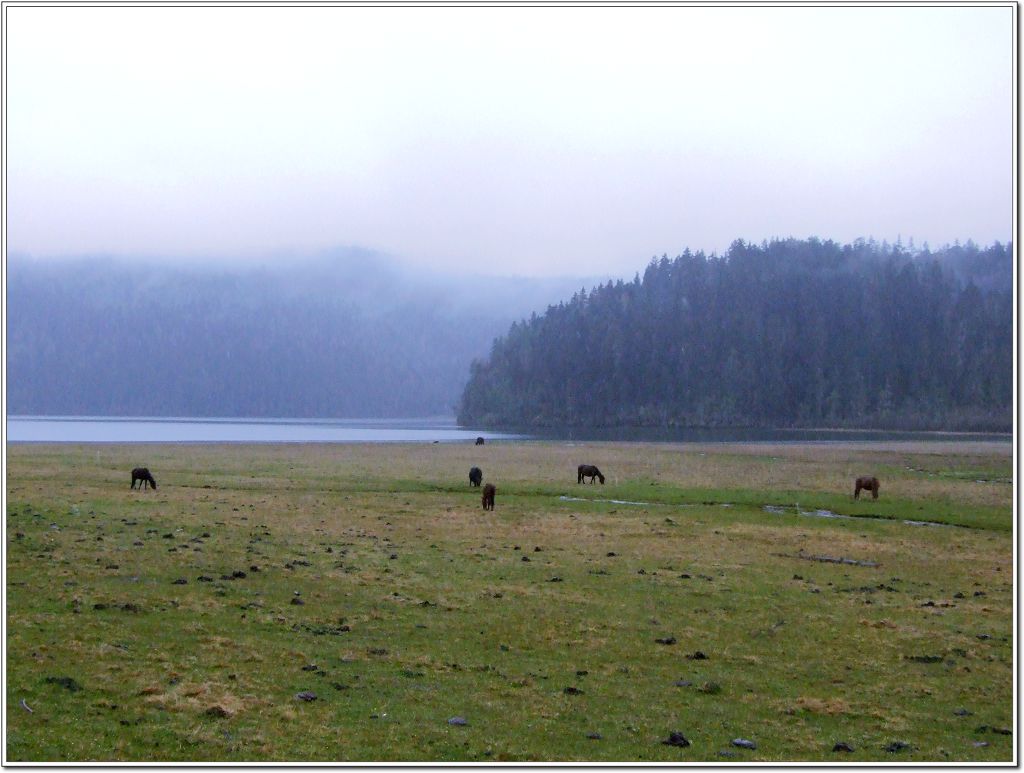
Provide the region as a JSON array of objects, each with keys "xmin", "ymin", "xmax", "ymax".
[
  {"xmin": 131, "ymin": 467, "xmax": 157, "ymax": 490},
  {"xmin": 481, "ymin": 483, "xmax": 496, "ymax": 510},
  {"xmin": 475, "ymin": 437, "xmax": 485, "ymax": 445},
  {"xmin": 577, "ymin": 464, "xmax": 605, "ymax": 484},
  {"xmin": 469, "ymin": 467, "xmax": 483, "ymax": 487},
  {"xmin": 854, "ymin": 476, "xmax": 879, "ymax": 499}
]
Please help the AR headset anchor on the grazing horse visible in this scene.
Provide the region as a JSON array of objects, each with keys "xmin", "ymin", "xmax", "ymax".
[
  {"xmin": 578, "ymin": 464, "xmax": 605, "ymax": 484},
  {"xmin": 475, "ymin": 436, "xmax": 485, "ymax": 445},
  {"xmin": 469, "ymin": 466, "xmax": 483, "ymax": 487},
  {"xmin": 854, "ymin": 476, "xmax": 879, "ymax": 500},
  {"xmin": 481, "ymin": 483, "xmax": 496, "ymax": 510},
  {"xmin": 131, "ymin": 467, "xmax": 157, "ymax": 490}
]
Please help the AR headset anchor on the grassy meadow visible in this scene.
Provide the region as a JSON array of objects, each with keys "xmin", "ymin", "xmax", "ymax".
[{"xmin": 4, "ymin": 439, "xmax": 1014, "ymax": 762}]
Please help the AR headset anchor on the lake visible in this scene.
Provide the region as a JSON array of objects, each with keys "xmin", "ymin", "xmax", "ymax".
[{"xmin": 5, "ymin": 415, "xmax": 1011, "ymax": 444}]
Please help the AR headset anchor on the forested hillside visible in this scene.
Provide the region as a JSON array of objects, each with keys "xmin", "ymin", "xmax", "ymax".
[
  {"xmin": 458, "ymin": 238, "xmax": 1012, "ymax": 431},
  {"xmin": 6, "ymin": 252, "xmax": 589, "ymax": 418}
]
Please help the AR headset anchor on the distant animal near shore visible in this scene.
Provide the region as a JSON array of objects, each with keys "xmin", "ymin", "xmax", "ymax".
[
  {"xmin": 854, "ymin": 476, "xmax": 879, "ymax": 499},
  {"xmin": 131, "ymin": 467, "xmax": 157, "ymax": 490},
  {"xmin": 481, "ymin": 483, "xmax": 496, "ymax": 510},
  {"xmin": 577, "ymin": 464, "xmax": 605, "ymax": 484}
]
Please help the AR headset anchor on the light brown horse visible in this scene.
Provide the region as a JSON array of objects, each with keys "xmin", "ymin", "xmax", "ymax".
[{"xmin": 854, "ymin": 476, "xmax": 879, "ymax": 499}]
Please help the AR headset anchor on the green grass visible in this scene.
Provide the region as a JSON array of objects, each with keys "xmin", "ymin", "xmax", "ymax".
[{"xmin": 5, "ymin": 440, "xmax": 1014, "ymax": 762}]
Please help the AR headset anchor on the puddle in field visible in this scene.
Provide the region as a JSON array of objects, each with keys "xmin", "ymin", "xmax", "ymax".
[
  {"xmin": 763, "ymin": 504, "xmax": 951, "ymax": 527},
  {"xmin": 557, "ymin": 496, "xmax": 951, "ymax": 528},
  {"xmin": 559, "ymin": 495, "xmax": 668, "ymax": 507}
]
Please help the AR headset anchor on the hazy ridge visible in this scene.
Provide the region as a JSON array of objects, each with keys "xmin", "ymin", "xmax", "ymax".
[{"xmin": 7, "ymin": 249, "xmax": 601, "ymax": 419}]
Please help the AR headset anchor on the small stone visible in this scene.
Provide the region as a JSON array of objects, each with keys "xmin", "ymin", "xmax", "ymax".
[
  {"xmin": 205, "ymin": 705, "xmax": 231, "ymax": 717},
  {"xmin": 197, "ymin": 575, "xmax": 213, "ymax": 582},
  {"xmin": 832, "ymin": 742, "xmax": 854, "ymax": 752},
  {"xmin": 302, "ymin": 664, "xmax": 319, "ymax": 671},
  {"xmin": 586, "ymin": 732, "xmax": 602, "ymax": 740},
  {"xmin": 172, "ymin": 578, "xmax": 187, "ymax": 585},
  {"xmin": 687, "ymin": 651, "xmax": 708, "ymax": 660},
  {"xmin": 295, "ymin": 691, "xmax": 317, "ymax": 702},
  {"xmin": 563, "ymin": 686, "xmax": 584, "ymax": 695},
  {"xmin": 655, "ymin": 637, "xmax": 677, "ymax": 645},
  {"xmin": 549, "ymin": 576, "xmax": 563, "ymax": 582},
  {"xmin": 291, "ymin": 597, "xmax": 305, "ymax": 605},
  {"xmin": 884, "ymin": 741, "xmax": 911, "ymax": 753},
  {"xmin": 673, "ymin": 680, "xmax": 692, "ymax": 687},
  {"xmin": 662, "ymin": 731, "xmax": 691, "ymax": 748},
  {"xmin": 521, "ymin": 556, "xmax": 530, "ymax": 562},
  {"xmin": 448, "ymin": 716, "xmax": 468, "ymax": 726},
  {"xmin": 954, "ymin": 708, "xmax": 973, "ymax": 716},
  {"xmin": 731, "ymin": 738, "xmax": 756, "ymax": 750},
  {"xmin": 534, "ymin": 546, "xmax": 542, "ymax": 552},
  {"xmin": 607, "ymin": 552, "xmax": 617, "ymax": 557}
]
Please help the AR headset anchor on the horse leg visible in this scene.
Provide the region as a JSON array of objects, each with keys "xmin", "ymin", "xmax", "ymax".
[
  {"xmin": 854, "ymin": 484, "xmax": 861, "ymax": 499},
  {"xmin": 871, "ymin": 485, "xmax": 878, "ymax": 499}
]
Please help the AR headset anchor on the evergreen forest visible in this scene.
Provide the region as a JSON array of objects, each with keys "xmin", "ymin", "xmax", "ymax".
[{"xmin": 457, "ymin": 238, "xmax": 1012, "ymax": 431}]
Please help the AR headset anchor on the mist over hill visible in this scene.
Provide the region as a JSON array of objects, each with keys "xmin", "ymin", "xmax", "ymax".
[
  {"xmin": 458, "ymin": 238, "xmax": 1012, "ymax": 432},
  {"xmin": 6, "ymin": 249, "xmax": 602, "ymax": 419}
]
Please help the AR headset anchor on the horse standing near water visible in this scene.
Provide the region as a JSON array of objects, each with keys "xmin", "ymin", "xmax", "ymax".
[
  {"xmin": 854, "ymin": 476, "xmax": 879, "ymax": 499},
  {"xmin": 131, "ymin": 467, "xmax": 157, "ymax": 490},
  {"xmin": 469, "ymin": 467, "xmax": 483, "ymax": 487},
  {"xmin": 481, "ymin": 483, "xmax": 496, "ymax": 510},
  {"xmin": 577, "ymin": 464, "xmax": 605, "ymax": 484}
]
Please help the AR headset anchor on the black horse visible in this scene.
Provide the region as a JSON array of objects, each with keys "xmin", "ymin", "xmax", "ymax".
[
  {"xmin": 475, "ymin": 436, "xmax": 485, "ymax": 445},
  {"xmin": 481, "ymin": 483, "xmax": 496, "ymax": 510},
  {"xmin": 854, "ymin": 476, "xmax": 879, "ymax": 500},
  {"xmin": 131, "ymin": 467, "xmax": 157, "ymax": 490},
  {"xmin": 469, "ymin": 466, "xmax": 483, "ymax": 487},
  {"xmin": 578, "ymin": 464, "xmax": 605, "ymax": 484}
]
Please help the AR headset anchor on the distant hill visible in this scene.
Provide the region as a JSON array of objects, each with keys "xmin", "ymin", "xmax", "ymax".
[
  {"xmin": 458, "ymin": 238, "xmax": 1012, "ymax": 432},
  {"xmin": 6, "ymin": 250, "xmax": 598, "ymax": 419}
]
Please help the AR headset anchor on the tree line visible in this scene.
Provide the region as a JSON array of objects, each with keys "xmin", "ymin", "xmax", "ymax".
[{"xmin": 457, "ymin": 238, "xmax": 1012, "ymax": 431}]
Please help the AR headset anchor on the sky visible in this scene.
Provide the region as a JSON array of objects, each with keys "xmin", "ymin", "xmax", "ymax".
[{"xmin": 5, "ymin": 4, "xmax": 1015, "ymax": 277}]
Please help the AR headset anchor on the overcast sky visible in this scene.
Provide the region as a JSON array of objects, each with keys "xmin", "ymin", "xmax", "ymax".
[{"xmin": 6, "ymin": 4, "xmax": 1014, "ymax": 277}]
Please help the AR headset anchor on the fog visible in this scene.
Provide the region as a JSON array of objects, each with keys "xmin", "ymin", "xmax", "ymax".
[
  {"xmin": 6, "ymin": 5, "xmax": 1012, "ymax": 277},
  {"xmin": 6, "ymin": 250, "xmax": 606, "ymax": 418}
]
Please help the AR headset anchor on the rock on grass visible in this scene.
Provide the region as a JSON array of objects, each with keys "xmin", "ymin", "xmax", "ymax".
[{"xmin": 662, "ymin": 732, "xmax": 691, "ymax": 747}]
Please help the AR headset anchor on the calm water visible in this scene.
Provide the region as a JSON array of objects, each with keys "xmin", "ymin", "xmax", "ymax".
[
  {"xmin": 5, "ymin": 415, "xmax": 1011, "ymax": 444},
  {"xmin": 5, "ymin": 416, "xmax": 519, "ymax": 444}
]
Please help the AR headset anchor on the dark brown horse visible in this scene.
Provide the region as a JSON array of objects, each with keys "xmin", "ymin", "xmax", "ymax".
[
  {"xmin": 475, "ymin": 436, "xmax": 485, "ymax": 445},
  {"xmin": 469, "ymin": 466, "xmax": 483, "ymax": 487},
  {"xmin": 577, "ymin": 464, "xmax": 605, "ymax": 484},
  {"xmin": 481, "ymin": 483, "xmax": 496, "ymax": 510},
  {"xmin": 131, "ymin": 467, "xmax": 157, "ymax": 490},
  {"xmin": 854, "ymin": 476, "xmax": 879, "ymax": 499}
]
